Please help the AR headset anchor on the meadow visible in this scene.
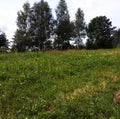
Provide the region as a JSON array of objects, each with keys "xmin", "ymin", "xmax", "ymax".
[{"xmin": 0, "ymin": 49, "xmax": 120, "ymax": 118}]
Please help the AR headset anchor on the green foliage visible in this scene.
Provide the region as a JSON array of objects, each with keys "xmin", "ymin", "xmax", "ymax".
[
  {"xmin": 74, "ymin": 8, "xmax": 86, "ymax": 48},
  {"xmin": 13, "ymin": 0, "xmax": 54, "ymax": 51},
  {"xmin": 55, "ymin": 0, "xmax": 72, "ymax": 50},
  {"xmin": 13, "ymin": 1, "xmax": 118, "ymax": 51},
  {"xmin": 116, "ymin": 43, "xmax": 120, "ymax": 48},
  {"xmin": 86, "ymin": 16, "xmax": 116, "ymax": 49},
  {"xmin": 13, "ymin": 2, "xmax": 31, "ymax": 52},
  {"xmin": 0, "ymin": 49, "xmax": 120, "ymax": 118},
  {"xmin": 56, "ymin": 0, "xmax": 69, "ymax": 22},
  {"xmin": 0, "ymin": 31, "xmax": 8, "ymax": 52},
  {"xmin": 30, "ymin": 0, "xmax": 54, "ymax": 50},
  {"xmin": 113, "ymin": 28, "xmax": 120, "ymax": 48}
]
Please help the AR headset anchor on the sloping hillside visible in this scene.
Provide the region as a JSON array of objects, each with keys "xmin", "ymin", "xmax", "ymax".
[{"xmin": 0, "ymin": 49, "xmax": 120, "ymax": 118}]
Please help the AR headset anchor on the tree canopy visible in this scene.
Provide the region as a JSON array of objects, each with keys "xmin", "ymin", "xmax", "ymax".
[
  {"xmin": 10, "ymin": 0, "xmax": 119, "ymax": 52},
  {"xmin": 86, "ymin": 16, "xmax": 116, "ymax": 49},
  {"xmin": 29, "ymin": 0, "xmax": 53, "ymax": 50},
  {"xmin": 55, "ymin": 0, "xmax": 72, "ymax": 50},
  {"xmin": 74, "ymin": 8, "xmax": 86, "ymax": 48},
  {"xmin": 13, "ymin": 0, "xmax": 53, "ymax": 51},
  {"xmin": 0, "ymin": 31, "xmax": 8, "ymax": 52},
  {"xmin": 13, "ymin": 2, "xmax": 31, "ymax": 52},
  {"xmin": 113, "ymin": 28, "xmax": 120, "ymax": 48}
]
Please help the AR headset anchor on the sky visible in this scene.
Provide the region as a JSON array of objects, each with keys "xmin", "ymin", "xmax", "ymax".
[{"xmin": 0, "ymin": 0, "xmax": 120, "ymax": 41}]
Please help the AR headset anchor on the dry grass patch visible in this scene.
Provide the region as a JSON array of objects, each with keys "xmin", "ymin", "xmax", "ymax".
[
  {"xmin": 57, "ymin": 71, "xmax": 120, "ymax": 101},
  {"xmin": 93, "ymin": 71, "xmax": 120, "ymax": 82},
  {"xmin": 57, "ymin": 80, "xmax": 108, "ymax": 101},
  {"xmin": 101, "ymin": 50, "xmax": 120, "ymax": 56}
]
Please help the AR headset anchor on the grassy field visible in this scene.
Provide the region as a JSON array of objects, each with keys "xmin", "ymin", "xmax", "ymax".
[{"xmin": 0, "ymin": 49, "xmax": 120, "ymax": 118}]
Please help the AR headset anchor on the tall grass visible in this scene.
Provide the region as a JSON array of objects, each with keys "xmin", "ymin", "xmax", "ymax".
[{"xmin": 0, "ymin": 49, "xmax": 120, "ymax": 118}]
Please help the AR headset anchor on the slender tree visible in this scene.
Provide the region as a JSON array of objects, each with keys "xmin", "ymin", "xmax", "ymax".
[
  {"xmin": 55, "ymin": 0, "xmax": 72, "ymax": 50},
  {"xmin": 13, "ymin": 0, "xmax": 53, "ymax": 51},
  {"xmin": 74, "ymin": 8, "xmax": 86, "ymax": 48},
  {"xmin": 30, "ymin": 0, "xmax": 54, "ymax": 51},
  {"xmin": 86, "ymin": 16, "xmax": 115, "ymax": 49},
  {"xmin": 113, "ymin": 28, "xmax": 120, "ymax": 48},
  {"xmin": 13, "ymin": 2, "xmax": 31, "ymax": 51}
]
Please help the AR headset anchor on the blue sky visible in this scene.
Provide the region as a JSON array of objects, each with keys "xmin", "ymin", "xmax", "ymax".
[{"xmin": 0, "ymin": 0, "xmax": 120, "ymax": 41}]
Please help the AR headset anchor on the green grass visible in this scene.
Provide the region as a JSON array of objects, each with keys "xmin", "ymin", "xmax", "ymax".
[{"xmin": 0, "ymin": 49, "xmax": 120, "ymax": 118}]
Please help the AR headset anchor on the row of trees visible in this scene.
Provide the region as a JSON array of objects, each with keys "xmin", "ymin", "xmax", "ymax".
[
  {"xmin": 1, "ymin": 0, "xmax": 120, "ymax": 52},
  {"xmin": 12, "ymin": 0, "xmax": 86, "ymax": 51}
]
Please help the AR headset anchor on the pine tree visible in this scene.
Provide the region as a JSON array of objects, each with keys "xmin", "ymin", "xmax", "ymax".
[
  {"xmin": 55, "ymin": 0, "xmax": 72, "ymax": 50},
  {"xmin": 86, "ymin": 16, "xmax": 115, "ymax": 49},
  {"xmin": 13, "ymin": 2, "xmax": 31, "ymax": 51},
  {"xmin": 0, "ymin": 31, "xmax": 8, "ymax": 52},
  {"xmin": 13, "ymin": 0, "xmax": 54, "ymax": 51},
  {"xmin": 30, "ymin": 0, "xmax": 53, "ymax": 51},
  {"xmin": 74, "ymin": 8, "xmax": 86, "ymax": 48}
]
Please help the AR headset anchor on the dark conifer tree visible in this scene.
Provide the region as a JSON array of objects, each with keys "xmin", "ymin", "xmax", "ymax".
[
  {"xmin": 13, "ymin": 2, "xmax": 31, "ymax": 51},
  {"xmin": 29, "ymin": 0, "xmax": 54, "ymax": 51},
  {"xmin": 74, "ymin": 8, "xmax": 86, "ymax": 48},
  {"xmin": 0, "ymin": 31, "xmax": 8, "ymax": 52},
  {"xmin": 55, "ymin": 0, "xmax": 72, "ymax": 50},
  {"xmin": 86, "ymin": 16, "xmax": 115, "ymax": 49}
]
